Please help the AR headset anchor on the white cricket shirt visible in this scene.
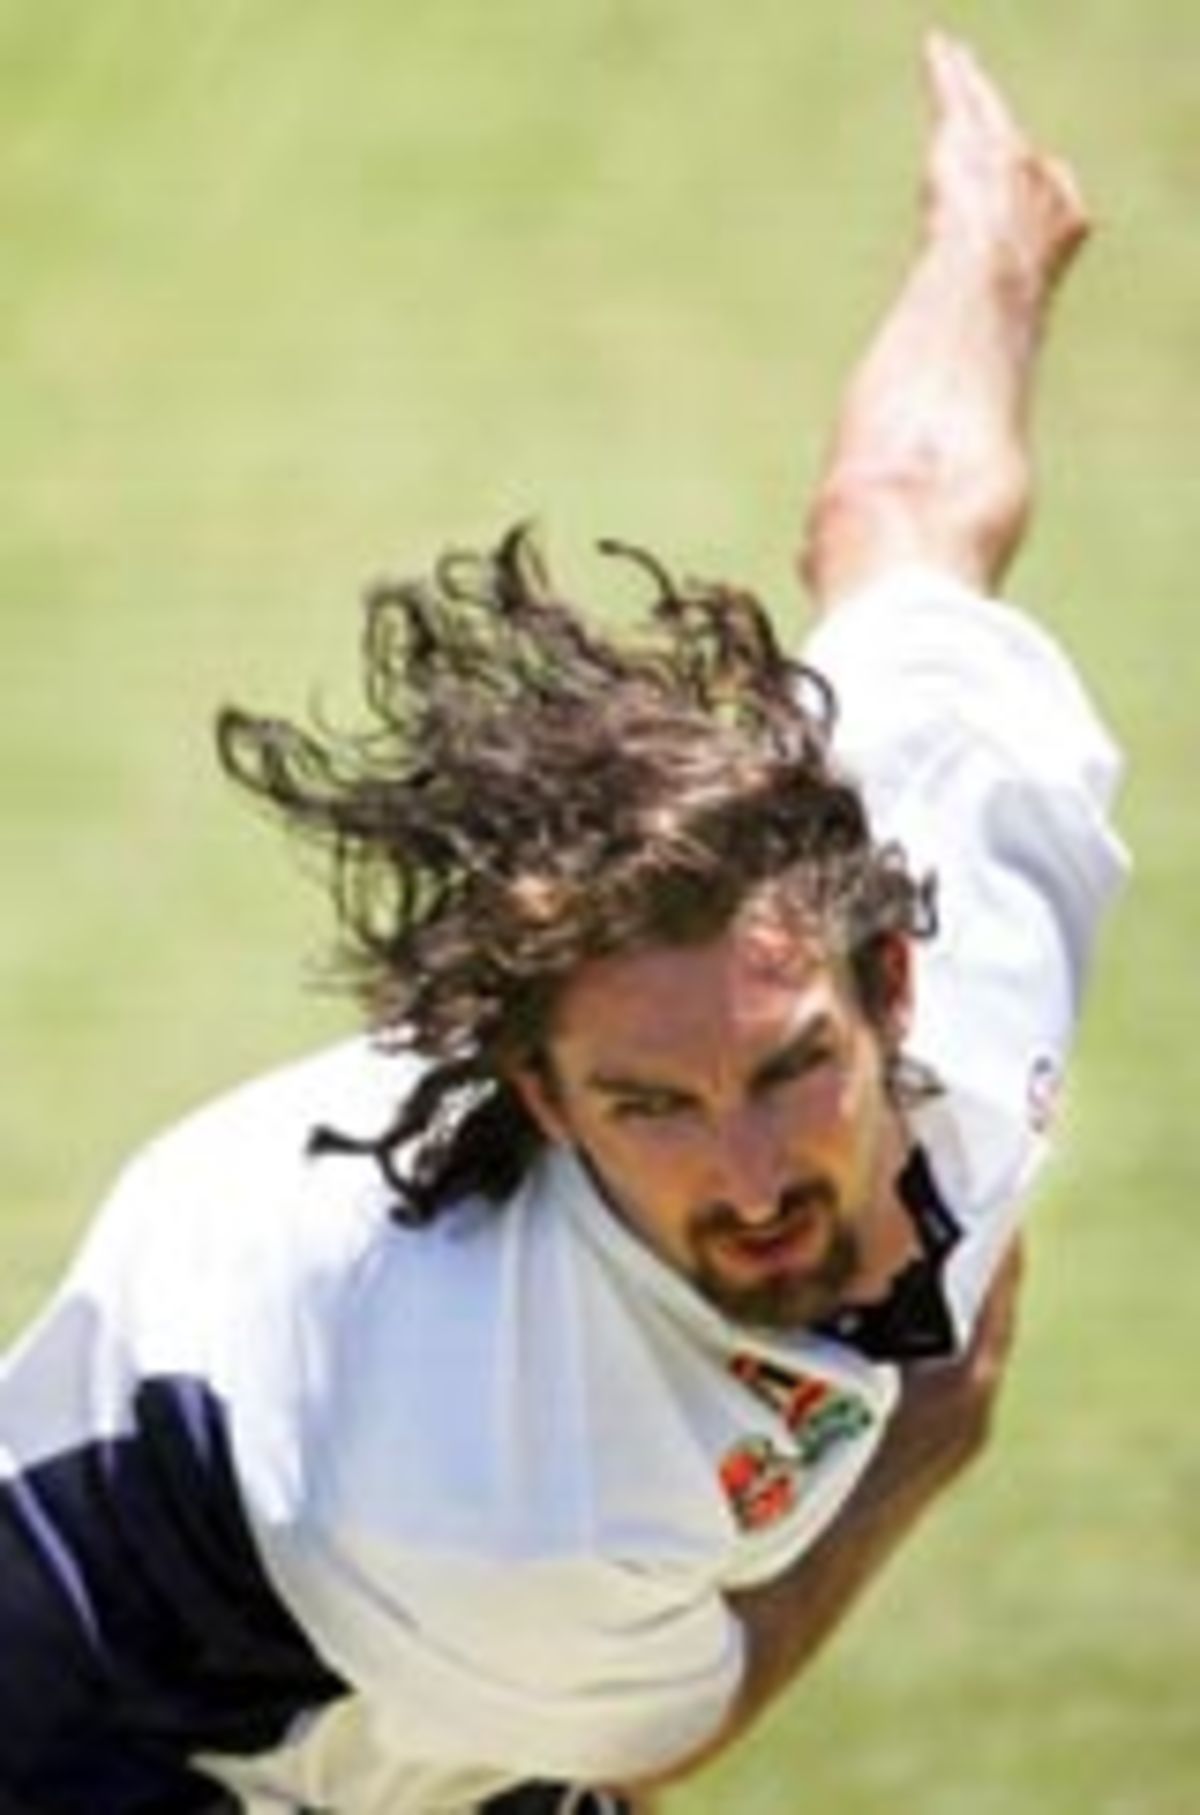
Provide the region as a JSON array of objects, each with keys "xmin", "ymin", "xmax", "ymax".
[{"xmin": 0, "ymin": 568, "xmax": 1127, "ymax": 1814}]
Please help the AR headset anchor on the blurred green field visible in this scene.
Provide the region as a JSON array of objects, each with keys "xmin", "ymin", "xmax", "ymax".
[{"xmin": 1, "ymin": 0, "xmax": 1196, "ymax": 1808}]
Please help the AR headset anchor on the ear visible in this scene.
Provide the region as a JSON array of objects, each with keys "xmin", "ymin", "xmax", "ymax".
[
  {"xmin": 507, "ymin": 1058, "xmax": 570, "ymax": 1144},
  {"xmin": 878, "ymin": 933, "xmax": 915, "ymax": 1041}
]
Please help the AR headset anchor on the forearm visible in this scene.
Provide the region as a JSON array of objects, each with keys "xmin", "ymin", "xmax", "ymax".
[
  {"xmin": 627, "ymin": 1404, "xmax": 978, "ymax": 1796},
  {"xmin": 801, "ymin": 241, "xmax": 1042, "ymax": 603},
  {"xmin": 633, "ymin": 1242, "xmax": 1023, "ymax": 1792},
  {"xmin": 724, "ymin": 1354, "xmax": 987, "ymax": 1729},
  {"xmin": 800, "ymin": 34, "xmax": 1089, "ymax": 611}
]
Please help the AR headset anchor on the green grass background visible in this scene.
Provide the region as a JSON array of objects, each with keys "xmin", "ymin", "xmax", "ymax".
[{"xmin": 1, "ymin": 0, "xmax": 1195, "ymax": 1807}]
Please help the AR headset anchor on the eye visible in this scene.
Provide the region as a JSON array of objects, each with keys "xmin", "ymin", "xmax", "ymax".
[
  {"xmin": 609, "ymin": 1090, "xmax": 692, "ymax": 1124},
  {"xmin": 754, "ymin": 1038, "xmax": 839, "ymax": 1093}
]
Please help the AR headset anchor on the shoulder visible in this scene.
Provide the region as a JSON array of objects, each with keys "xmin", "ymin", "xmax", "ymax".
[
  {"xmin": 54, "ymin": 1037, "xmax": 424, "ymax": 1418},
  {"xmin": 803, "ymin": 566, "xmax": 1126, "ymax": 836},
  {"xmin": 806, "ymin": 568, "xmax": 1129, "ymax": 1338},
  {"xmin": 87, "ymin": 1036, "xmax": 421, "ymax": 1237},
  {"xmin": 134, "ymin": 1035, "xmax": 420, "ymax": 1170}
]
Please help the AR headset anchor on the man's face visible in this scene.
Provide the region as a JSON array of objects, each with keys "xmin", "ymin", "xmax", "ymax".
[{"xmin": 517, "ymin": 908, "xmax": 910, "ymax": 1330}]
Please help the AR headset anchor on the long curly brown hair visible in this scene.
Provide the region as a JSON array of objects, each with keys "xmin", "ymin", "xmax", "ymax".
[{"xmin": 216, "ymin": 525, "xmax": 935, "ymax": 1221}]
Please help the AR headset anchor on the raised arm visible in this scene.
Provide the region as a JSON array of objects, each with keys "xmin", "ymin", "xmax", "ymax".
[
  {"xmin": 630, "ymin": 38, "xmax": 1087, "ymax": 1795},
  {"xmin": 801, "ymin": 32, "xmax": 1090, "ymax": 609}
]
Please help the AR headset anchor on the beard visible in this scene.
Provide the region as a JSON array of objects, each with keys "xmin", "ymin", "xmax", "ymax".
[
  {"xmin": 688, "ymin": 1182, "xmax": 861, "ymax": 1329},
  {"xmin": 577, "ymin": 1140, "xmax": 862, "ymax": 1332}
]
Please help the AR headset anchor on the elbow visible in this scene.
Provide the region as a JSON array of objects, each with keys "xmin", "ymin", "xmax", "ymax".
[{"xmin": 800, "ymin": 449, "xmax": 1033, "ymax": 606}]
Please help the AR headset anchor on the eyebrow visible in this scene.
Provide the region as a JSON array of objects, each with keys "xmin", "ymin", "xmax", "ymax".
[{"xmin": 584, "ymin": 1011, "xmax": 839, "ymax": 1101}]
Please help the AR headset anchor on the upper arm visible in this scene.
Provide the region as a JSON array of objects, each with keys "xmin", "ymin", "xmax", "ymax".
[{"xmin": 805, "ymin": 571, "xmax": 1128, "ymax": 1329}]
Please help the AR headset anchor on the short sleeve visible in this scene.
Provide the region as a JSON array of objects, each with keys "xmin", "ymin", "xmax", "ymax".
[
  {"xmin": 803, "ymin": 568, "xmax": 1129, "ymax": 1338},
  {"xmin": 280, "ymin": 1538, "xmax": 743, "ymax": 1786}
]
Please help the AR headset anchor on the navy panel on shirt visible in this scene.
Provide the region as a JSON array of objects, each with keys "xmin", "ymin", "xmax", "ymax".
[
  {"xmin": 0, "ymin": 1376, "xmax": 344, "ymax": 1814},
  {"xmin": 482, "ymin": 1788, "xmax": 632, "ymax": 1815}
]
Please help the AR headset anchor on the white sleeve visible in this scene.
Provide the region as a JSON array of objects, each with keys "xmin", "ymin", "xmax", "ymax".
[
  {"xmin": 284, "ymin": 1540, "xmax": 742, "ymax": 1787},
  {"xmin": 804, "ymin": 567, "xmax": 1129, "ymax": 1339}
]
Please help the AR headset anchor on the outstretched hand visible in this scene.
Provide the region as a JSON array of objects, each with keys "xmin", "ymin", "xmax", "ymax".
[
  {"xmin": 921, "ymin": 32, "xmax": 1091, "ymax": 313},
  {"xmin": 800, "ymin": 34, "xmax": 1090, "ymax": 603}
]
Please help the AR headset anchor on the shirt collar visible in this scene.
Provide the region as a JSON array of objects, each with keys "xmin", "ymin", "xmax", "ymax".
[{"xmin": 536, "ymin": 1141, "xmax": 898, "ymax": 1389}]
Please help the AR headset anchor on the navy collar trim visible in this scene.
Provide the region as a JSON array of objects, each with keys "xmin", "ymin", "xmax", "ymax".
[{"xmin": 815, "ymin": 1145, "xmax": 962, "ymax": 1362}]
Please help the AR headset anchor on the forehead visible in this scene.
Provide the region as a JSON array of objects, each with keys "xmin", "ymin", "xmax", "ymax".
[{"xmin": 549, "ymin": 912, "xmax": 850, "ymax": 1067}]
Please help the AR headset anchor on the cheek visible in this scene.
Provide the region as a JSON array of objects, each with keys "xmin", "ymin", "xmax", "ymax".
[
  {"xmin": 586, "ymin": 1121, "xmax": 718, "ymax": 1229},
  {"xmin": 575, "ymin": 1124, "xmax": 707, "ymax": 1265},
  {"xmin": 598, "ymin": 1120, "xmax": 704, "ymax": 1183},
  {"xmin": 802, "ymin": 1069, "xmax": 849, "ymax": 1124},
  {"xmin": 776, "ymin": 1058, "xmax": 878, "ymax": 1163},
  {"xmin": 776, "ymin": 1071, "xmax": 850, "ymax": 1143}
]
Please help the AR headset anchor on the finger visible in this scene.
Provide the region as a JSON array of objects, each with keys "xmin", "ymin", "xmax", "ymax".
[
  {"xmin": 949, "ymin": 37, "xmax": 1025, "ymax": 145},
  {"xmin": 922, "ymin": 31, "xmax": 1014, "ymax": 173},
  {"xmin": 922, "ymin": 28, "xmax": 972, "ymax": 129},
  {"xmin": 921, "ymin": 28, "xmax": 956, "ymax": 115}
]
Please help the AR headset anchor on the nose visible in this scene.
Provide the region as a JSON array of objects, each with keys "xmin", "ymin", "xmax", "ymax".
[{"xmin": 708, "ymin": 1106, "xmax": 788, "ymax": 1227}]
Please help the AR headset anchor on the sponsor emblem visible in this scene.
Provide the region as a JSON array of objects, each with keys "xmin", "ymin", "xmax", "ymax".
[
  {"xmin": 720, "ymin": 1436, "xmax": 798, "ymax": 1532},
  {"xmin": 719, "ymin": 1354, "xmax": 875, "ymax": 1533},
  {"xmin": 1027, "ymin": 1053, "xmax": 1062, "ymax": 1134}
]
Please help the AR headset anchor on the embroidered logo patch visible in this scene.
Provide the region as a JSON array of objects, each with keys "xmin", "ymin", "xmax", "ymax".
[
  {"xmin": 1027, "ymin": 1053, "xmax": 1062, "ymax": 1134},
  {"xmin": 719, "ymin": 1354, "xmax": 875, "ymax": 1533},
  {"xmin": 720, "ymin": 1436, "xmax": 798, "ymax": 1532}
]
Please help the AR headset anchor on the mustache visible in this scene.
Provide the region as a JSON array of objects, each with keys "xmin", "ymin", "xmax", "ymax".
[{"xmin": 695, "ymin": 1178, "xmax": 838, "ymax": 1238}]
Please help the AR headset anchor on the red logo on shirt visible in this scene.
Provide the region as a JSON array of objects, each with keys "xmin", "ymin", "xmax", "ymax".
[
  {"xmin": 718, "ymin": 1354, "xmax": 874, "ymax": 1533},
  {"xmin": 720, "ymin": 1437, "xmax": 798, "ymax": 1532},
  {"xmin": 731, "ymin": 1353, "xmax": 834, "ymax": 1433}
]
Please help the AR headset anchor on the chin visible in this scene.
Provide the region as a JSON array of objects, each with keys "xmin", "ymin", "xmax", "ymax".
[
  {"xmin": 698, "ymin": 1270, "xmax": 845, "ymax": 1331},
  {"xmin": 698, "ymin": 1233, "xmax": 860, "ymax": 1331}
]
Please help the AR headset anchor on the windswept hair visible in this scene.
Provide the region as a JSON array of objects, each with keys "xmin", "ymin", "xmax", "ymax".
[{"xmin": 216, "ymin": 525, "xmax": 935, "ymax": 1220}]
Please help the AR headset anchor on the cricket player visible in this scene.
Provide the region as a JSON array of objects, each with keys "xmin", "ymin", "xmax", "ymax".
[{"xmin": 0, "ymin": 33, "xmax": 1126, "ymax": 1815}]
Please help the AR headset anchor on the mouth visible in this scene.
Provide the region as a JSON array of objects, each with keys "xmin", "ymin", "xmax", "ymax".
[
  {"xmin": 690, "ymin": 1186, "xmax": 861, "ymax": 1327},
  {"xmin": 702, "ymin": 1199, "xmax": 837, "ymax": 1282}
]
